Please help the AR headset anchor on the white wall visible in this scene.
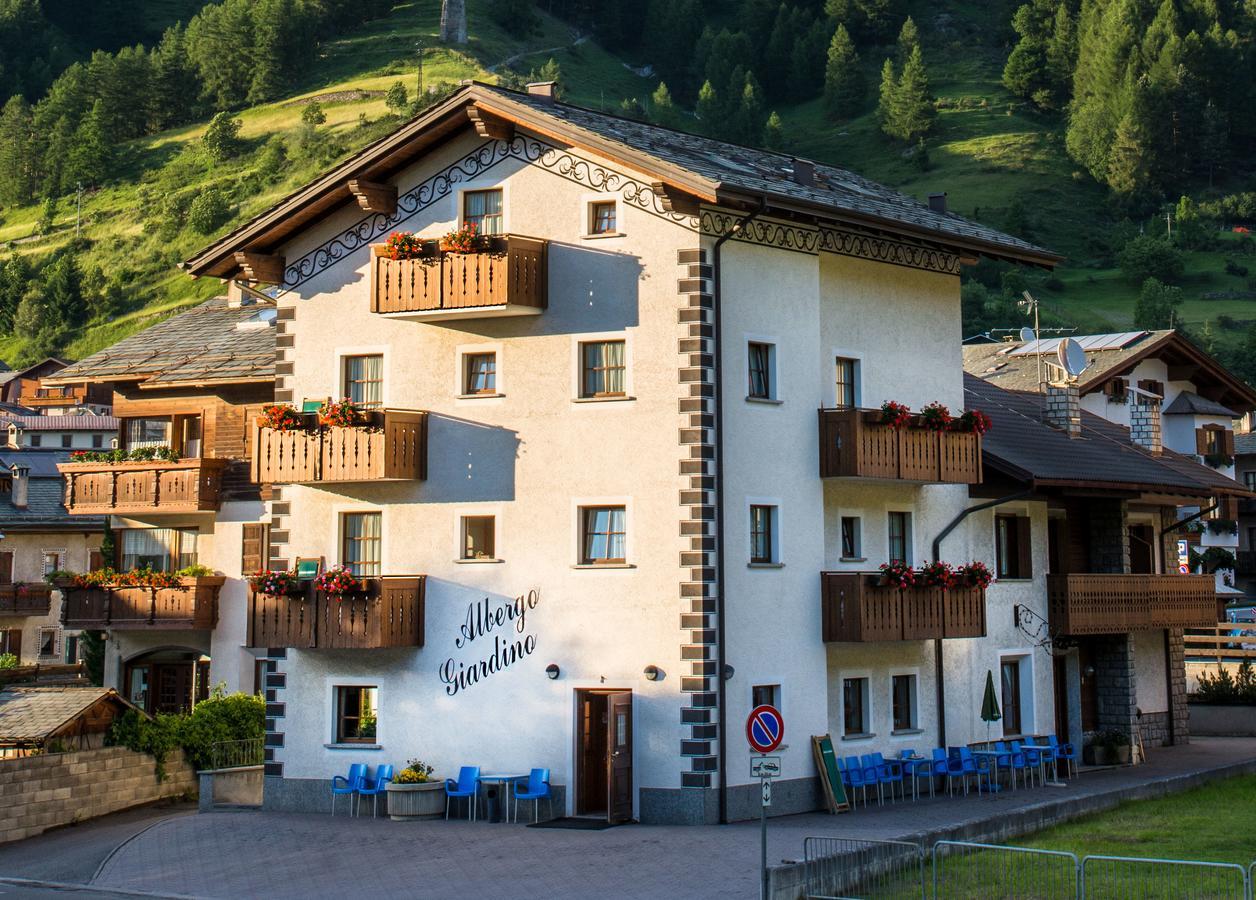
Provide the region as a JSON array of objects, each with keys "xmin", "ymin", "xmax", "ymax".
[
  {"xmin": 1133, "ymin": 629, "xmax": 1169, "ymax": 713},
  {"xmin": 0, "ymin": 531, "xmax": 99, "ymax": 665}
]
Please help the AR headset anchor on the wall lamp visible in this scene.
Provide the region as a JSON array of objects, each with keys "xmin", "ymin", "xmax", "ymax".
[
  {"xmin": 545, "ymin": 664, "xmax": 560, "ymax": 680},
  {"xmin": 643, "ymin": 665, "xmax": 661, "ymax": 681}
]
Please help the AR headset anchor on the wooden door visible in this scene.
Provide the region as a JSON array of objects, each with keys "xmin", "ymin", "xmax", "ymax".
[
  {"xmin": 0, "ymin": 551, "xmax": 12, "ymax": 584},
  {"xmin": 607, "ymin": 692, "xmax": 633, "ymax": 823},
  {"xmin": 576, "ymin": 691, "xmax": 608, "ymax": 816},
  {"xmin": 1129, "ymin": 525, "xmax": 1156, "ymax": 574},
  {"xmin": 153, "ymin": 663, "xmax": 194, "ymax": 714}
]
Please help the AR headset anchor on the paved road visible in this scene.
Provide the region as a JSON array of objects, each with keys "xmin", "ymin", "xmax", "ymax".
[{"xmin": 0, "ymin": 879, "xmax": 184, "ymax": 900}]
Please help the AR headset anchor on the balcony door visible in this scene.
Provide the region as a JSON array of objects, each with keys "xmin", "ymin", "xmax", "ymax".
[{"xmin": 575, "ymin": 689, "xmax": 634, "ymax": 823}]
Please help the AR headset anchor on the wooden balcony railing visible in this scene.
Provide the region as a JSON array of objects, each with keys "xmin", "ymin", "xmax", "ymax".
[
  {"xmin": 59, "ymin": 577, "xmax": 224, "ymax": 630},
  {"xmin": 19, "ymin": 385, "xmax": 87, "ymax": 407},
  {"xmin": 821, "ymin": 572, "xmax": 986, "ymax": 642},
  {"xmin": 370, "ymin": 236, "xmax": 547, "ymax": 320},
  {"xmin": 251, "ymin": 410, "xmax": 427, "ymax": 485},
  {"xmin": 247, "ymin": 577, "xmax": 425, "ymax": 649},
  {"xmin": 818, "ymin": 408, "xmax": 982, "ymax": 483},
  {"xmin": 59, "ymin": 458, "xmax": 228, "ymax": 516},
  {"xmin": 0, "ymin": 584, "xmax": 52, "ymax": 617},
  {"xmin": 1046, "ymin": 573, "xmax": 1217, "ymax": 635}
]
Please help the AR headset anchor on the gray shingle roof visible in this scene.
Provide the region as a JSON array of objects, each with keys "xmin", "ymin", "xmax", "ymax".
[
  {"xmin": 49, "ymin": 297, "xmax": 275, "ymax": 388},
  {"xmin": 1236, "ymin": 432, "xmax": 1256, "ymax": 456},
  {"xmin": 1163, "ymin": 391, "xmax": 1237, "ymax": 417},
  {"xmin": 0, "ymin": 415, "xmax": 120, "ymax": 431},
  {"xmin": 0, "ymin": 449, "xmax": 105, "ymax": 531},
  {"xmin": 0, "ymin": 687, "xmax": 134, "ymax": 743}
]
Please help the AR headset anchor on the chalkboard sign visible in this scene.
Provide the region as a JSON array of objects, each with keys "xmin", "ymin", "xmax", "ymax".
[{"xmin": 812, "ymin": 734, "xmax": 850, "ymax": 814}]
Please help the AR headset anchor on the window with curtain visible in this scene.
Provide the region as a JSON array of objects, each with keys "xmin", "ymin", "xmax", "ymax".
[
  {"xmin": 127, "ymin": 418, "xmax": 171, "ymax": 450},
  {"xmin": 748, "ymin": 342, "xmax": 773, "ymax": 399},
  {"xmin": 590, "ymin": 201, "xmax": 616, "ymax": 234},
  {"xmin": 888, "ymin": 511, "xmax": 911, "ymax": 565},
  {"xmin": 581, "ymin": 341, "xmax": 626, "ymax": 398},
  {"xmin": 581, "ymin": 506, "xmax": 626, "ymax": 564},
  {"xmin": 121, "ymin": 529, "xmax": 175, "ymax": 571},
  {"xmin": 463, "ymin": 189, "xmax": 503, "ymax": 235},
  {"xmin": 176, "ymin": 529, "xmax": 199, "ymax": 570},
  {"xmin": 335, "ymin": 686, "xmax": 378, "ymax": 743},
  {"xmin": 342, "ymin": 512, "xmax": 382, "ymax": 576},
  {"xmin": 750, "ymin": 505, "xmax": 776, "ymax": 564},
  {"xmin": 995, "ymin": 515, "xmax": 1031, "ymax": 579},
  {"xmin": 835, "ymin": 357, "xmax": 857, "ymax": 408},
  {"xmin": 342, "ymin": 355, "xmax": 383, "ymax": 408},
  {"xmin": 463, "ymin": 353, "xmax": 497, "ymax": 395}
]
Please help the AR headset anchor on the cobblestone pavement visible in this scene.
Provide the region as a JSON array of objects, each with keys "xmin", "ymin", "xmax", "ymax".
[{"xmin": 7, "ymin": 739, "xmax": 1255, "ymax": 900}]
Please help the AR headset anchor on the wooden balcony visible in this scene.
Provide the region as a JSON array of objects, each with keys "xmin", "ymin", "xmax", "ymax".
[
  {"xmin": 246, "ymin": 577, "xmax": 425, "ymax": 649},
  {"xmin": 1046, "ymin": 573, "xmax": 1217, "ymax": 635},
  {"xmin": 251, "ymin": 410, "xmax": 427, "ymax": 485},
  {"xmin": 818, "ymin": 408, "xmax": 981, "ymax": 483},
  {"xmin": 370, "ymin": 236, "xmax": 547, "ymax": 320},
  {"xmin": 59, "ymin": 577, "xmax": 224, "ymax": 630},
  {"xmin": 821, "ymin": 572, "xmax": 986, "ymax": 642},
  {"xmin": 59, "ymin": 458, "xmax": 228, "ymax": 516},
  {"xmin": 18, "ymin": 385, "xmax": 87, "ymax": 408},
  {"xmin": 0, "ymin": 584, "xmax": 52, "ymax": 617}
]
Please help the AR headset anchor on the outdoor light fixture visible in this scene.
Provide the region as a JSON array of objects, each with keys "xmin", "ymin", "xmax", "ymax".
[
  {"xmin": 1084, "ymin": 665, "xmax": 1096, "ymax": 678},
  {"xmin": 724, "ymin": 664, "xmax": 735, "ymax": 681},
  {"xmin": 643, "ymin": 665, "xmax": 660, "ymax": 681},
  {"xmin": 545, "ymin": 664, "xmax": 559, "ymax": 680}
]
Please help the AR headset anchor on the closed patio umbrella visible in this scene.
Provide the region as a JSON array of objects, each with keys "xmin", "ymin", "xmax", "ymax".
[{"xmin": 981, "ymin": 669, "xmax": 1001, "ymax": 747}]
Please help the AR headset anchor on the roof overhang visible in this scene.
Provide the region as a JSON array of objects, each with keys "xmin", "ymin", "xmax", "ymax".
[{"xmin": 1081, "ymin": 331, "xmax": 1256, "ymax": 413}]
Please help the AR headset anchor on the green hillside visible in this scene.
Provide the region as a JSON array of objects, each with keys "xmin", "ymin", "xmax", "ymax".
[{"xmin": 0, "ymin": 0, "xmax": 1252, "ymax": 372}]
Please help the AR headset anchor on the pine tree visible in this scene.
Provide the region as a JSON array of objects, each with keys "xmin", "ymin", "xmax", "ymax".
[
  {"xmin": 0, "ymin": 95, "xmax": 35, "ymax": 206},
  {"xmin": 735, "ymin": 71, "xmax": 765, "ymax": 145},
  {"xmin": 888, "ymin": 45, "xmax": 935, "ymax": 141},
  {"xmin": 824, "ymin": 23, "xmax": 865, "ymax": 120},
  {"xmin": 250, "ymin": 0, "xmax": 306, "ymax": 104},
  {"xmin": 202, "ymin": 112, "xmax": 243, "ymax": 162},
  {"xmin": 1044, "ymin": 3, "xmax": 1077, "ymax": 105},
  {"xmin": 696, "ymin": 80, "xmax": 719, "ymax": 126},
  {"xmin": 876, "ymin": 58, "xmax": 897, "ymax": 131},
  {"xmin": 0, "ymin": 254, "xmax": 31, "ymax": 334},
  {"xmin": 896, "ymin": 16, "xmax": 919, "ymax": 66},
  {"xmin": 149, "ymin": 24, "xmax": 200, "ymax": 132},
  {"xmin": 763, "ymin": 111, "xmax": 785, "ymax": 150},
  {"xmin": 1105, "ymin": 77, "xmax": 1158, "ymax": 202},
  {"xmin": 385, "ymin": 81, "xmax": 409, "ymax": 115},
  {"xmin": 651, "ymin": 82, "xmax": 676, "ymax": 128},
  {"xmin": 790, "ymin": 17, "xmax": 831, "ymax": 98},
  {"xmin": 64, "ymin": 100, "xmax": 113, "ymax": 188}
]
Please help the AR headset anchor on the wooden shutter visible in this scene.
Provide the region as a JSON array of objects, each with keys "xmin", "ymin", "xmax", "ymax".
[
  {"xmin": 0, "ymin": 628, "xmax": 20, "ymax": 659},
  {"xmin": 0, "ymin": 551, "xmax": 11, "ymax": 584},
  {"xmin": 1224, "ymin": 429, "xmax": 1236, "ymax": 456},
  {"xmin": 1196, "ymin": 427, "xmax": 1209, "ymax": 455},
  {"xmin": 242, "ymin": 523, "xmax": 269, "ymax": 575},
  {"xmin": 1220, "ymin": 496, "xmax": 1239, "ymax": 520},
  {"xmin": 1016, "ymin": 516, "xmax": 1033, "ymax": 579},
  {"xmin": 89, "ymin": 550, "xmax": 105, "ymax": 571}
]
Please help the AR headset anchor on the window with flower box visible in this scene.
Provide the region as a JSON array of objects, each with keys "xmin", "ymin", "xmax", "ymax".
[
  {"xmin": 342, "ymin": 355, "xmax": 383, "ymax": 409},
  {"xmin": 341, "ymin": 512, "xmax": 381, "ymax": 577},
  {"xmin": 463, "ymin": 189, "xmax": 502, "ymax": 235}
]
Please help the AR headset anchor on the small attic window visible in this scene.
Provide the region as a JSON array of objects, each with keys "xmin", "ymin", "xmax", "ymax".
[{"xmin": 236, "ymin": 308, "xmax": 278, "ymax": 331}]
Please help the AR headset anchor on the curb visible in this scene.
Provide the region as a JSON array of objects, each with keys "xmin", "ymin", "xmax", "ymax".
[
  {"xmin": 90, "ymin": 815, "xmax": 186, "ymax": 886},
  {"xmin": 0, "ymin": 876, "xmax": 199, "ymax": 899}
]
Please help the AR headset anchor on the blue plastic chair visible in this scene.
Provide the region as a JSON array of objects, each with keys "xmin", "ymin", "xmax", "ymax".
[
  {"xmin": 989, "ymin": 742, "xmax": 1014, "ymax": 791},
  {"xmin": 898, "ymin": 748, "xmax": 933, "ymax": 800},
  {"xmin": 1007, "ymin": 741, "xmax": 1032, "ymax": 788},
  {"xmin": 358, "ymin": 764, "xmax": 394, "ymax": 818},
  {"xmin": 929, "ymin": 748, "xmax": 959, "ymax": 797},
  {"xmin": 947, "ymin": 747, "xmax": 979, "ymax": 796},
  {"xmin": 1048, "ymin": 734, "xmax": 1077, "ymax": 779},
  {"xmin": 445, "ymin": 765, "xmax": 480, "ymax": 821},
  {"xmin": 843, "ymin": 755, "xmax": 873, "ymax": 807},
  {"xmin": 331, "ymin": 763, "xmax": 367, "ymax": 816},
  {"xmin": 511, "ymin": 768, "xmax": 553, "ymax": 823},
  {"xmin": 870, "ymin": 752, "xmax": 904, "ymax": 803},
  {"xmin": 1018, "ymin": 740, "xmax": 1049, "ymax": 785}
]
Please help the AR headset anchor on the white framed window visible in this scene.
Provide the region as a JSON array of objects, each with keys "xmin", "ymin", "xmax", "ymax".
[
  {"xmin": 888, "ymin": 511, "xmax": 913, "ymax": 565},
  {"xmin": 460, "ymin": 515, "xmax": 496, "ymax": 561},
  {"xmin": 342, "ymin": 354, "xmax": 383, "ymax": 408},
  {"xmin": 748, "ymin": 503, "xmax": 781, "ymax": 565},
  {"xmin": 341, "ymin": 512, "xmax": 382, "ymax": 577},
  {"xmin": 840, "ymin": 516, "xmax": 862, "ymax": 560},
  {"xmin": 834, "ymin": 355, "xmax": 860, "ymax": 408},
  {"xmin": 573, "ymin": 497, "xmax": 633, "ymax": 568},
  {"xmin": 572, "ymin": 333, "xmax": 633, "ymax": 401},
  {"xmin": 841, "ymin": 673, "xmax": 872, "ymax": 739},
  {"xmin": 462, "ymin": 188, "xmax": 503, "ymax": 235},
  {"xmin": 334, "ymin": 684, "xmax": 379, "ymax": 744},
  {"xmin": 747, "ymin": 341, "xmax": 777, "ymax": 401},
  {"xmin": 890, "ymin": 671, "xmax": 919, "ymax": 733},
  {"xmin": 127, "ymin": 417, "xmax": 171, "ymax": 450}
]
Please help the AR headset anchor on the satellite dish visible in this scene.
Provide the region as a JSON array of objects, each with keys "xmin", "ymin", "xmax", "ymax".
[
  {"xmin": 1058, "ymin": 338, "xmax": 1089, "ymax": 378},
  {"xmin": 1019, "ymin": 326, "xmax": 1036, "ymax": 344}
]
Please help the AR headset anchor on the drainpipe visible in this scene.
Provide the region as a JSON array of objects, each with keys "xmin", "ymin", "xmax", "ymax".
[
  {"xmin": 713, "ymin": 201, "xmax": 765, "ymax": 825},
  {"xmin": 929, "ymin": 488, "xmax": 1032, "ymax": 748}
]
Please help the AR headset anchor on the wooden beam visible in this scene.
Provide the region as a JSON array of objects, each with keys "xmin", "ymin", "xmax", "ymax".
[
  {"xmin": 467, "ymin": 107, "xmax": 514, "ymax": 141},
  {"xmin": 651, "ymin": 182, "xmax": 701, "ymax": 217},
  {"xmin": 347, "ymin": 179, "xmax": 398, "ymax": 215},
  {"xmin": 234, "ymin": 251, "xmax": 286, "ymax": 284}
]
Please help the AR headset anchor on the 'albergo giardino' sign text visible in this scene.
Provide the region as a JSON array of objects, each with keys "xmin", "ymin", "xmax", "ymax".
[{"xmin": 439, "ymin": 589, "xmax": 540, "ymax": 696}]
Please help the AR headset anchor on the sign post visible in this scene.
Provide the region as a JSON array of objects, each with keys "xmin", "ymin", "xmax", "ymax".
[{"xmin": 746, "ymin": 705, "xmax": 785, "ymax": 900}]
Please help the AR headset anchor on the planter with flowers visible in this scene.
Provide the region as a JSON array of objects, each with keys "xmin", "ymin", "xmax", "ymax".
[
  {"xmin": 315, "ymin": 565, "xmax": 369, "ymax": 599},
  {"xmin": 56, "ymin": 567, "xmax": 224, "ymax": 629},
  {"xmin": 248, "ymin": 569, "xmax": 306, "ymax": 598},
  {"xmin": 385, "ymin": 760, "xmax": 444, "ymax": 820}
]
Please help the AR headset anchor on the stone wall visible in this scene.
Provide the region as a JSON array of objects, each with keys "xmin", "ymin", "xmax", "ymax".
[
  {"xmin": 1087, "ymin": 499, "xmax": 1130, "ymax": 574},
  {"xmin": 1167, "ymin": 629, "xmax": 1190, "ymax": 744},
  {"xmin": 1092, "ymin": 634, "xmax": 1138, "ymax": 742},
  {"xmin": 0, "ymin": 746, "xmax": 196, "ymax": 844}
]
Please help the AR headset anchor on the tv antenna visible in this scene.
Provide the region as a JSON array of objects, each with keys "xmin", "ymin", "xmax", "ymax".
[{"xmin": 1018, "ymin": 291, "xmax": 1043, "ymax": 392}]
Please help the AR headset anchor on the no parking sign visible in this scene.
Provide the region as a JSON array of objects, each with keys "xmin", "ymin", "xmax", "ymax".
[{"xmin": 746, "ymin": 704, "xmax": 784, "ymax": 754}]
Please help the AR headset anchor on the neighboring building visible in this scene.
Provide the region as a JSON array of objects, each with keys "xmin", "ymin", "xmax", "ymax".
[
  {"xmin": 0, "ymin": 686, "xmax": 140, "ymax": 758},
  {"xmin": 181, "ymin": 82, "xmax": 1067, "ymax": 823},
  {"xmin": 968, "ymin": 374, "xmax": 1246, "ymax": 750},
  {"xmin": 2, "ymin": 414, "xmax": 120, "ymax": 451},
  {"xmin": 0, "ymin": 450, "xmax": 105, "ymax": 667},
  {"xmin": 44, "ymin": 297, "xmax": 275, "ymax": 715},
  {"xmin": 0, "ymin": 358, "xmax": 111, "ymax": 415},
  {"xmin": 1234, "ymin": 432, "xmax": 1256, "ymax": 594}
]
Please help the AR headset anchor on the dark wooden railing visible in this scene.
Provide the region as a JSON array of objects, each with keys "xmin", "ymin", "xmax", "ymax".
[
  {"xmin": 821, "ymin": 572, "xmax": 986, "ymax": 642},
  {"xmin": 371, "ymin": 236, "xmax": 547, "ymax": 317},
  {"xmin": 818, "ymin": 408, "xmax": 982, "ymax": 483},
  {"xmin": 59, "ymin": 458, "xmax": 228, "ymax": 515},
  {"xmin": 0, "ymin": 584, "xmax": 52, "ymax": 616},
  {"xmin": 1047, "ymin": 573, "xmax": 1217, "ymax": 635},
  {"xmin": 59, "ymin": 577, "xmax": 224, "ymax": 630},
  {"xmin": 251, "ymin": 410, "xmax": 427, "ymax": 485},
  {"xmin": 247, "ymin": 577, "xmax": 425, "ymax": 649}
]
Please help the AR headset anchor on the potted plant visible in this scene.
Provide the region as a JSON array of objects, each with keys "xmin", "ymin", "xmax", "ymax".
[
  {"xmin": 1107, "ymin": 729, "xmax": 1132, "ymax": 765},
  {"xmin": 951, "ymin": 409, "xmax": 992, "ymax": 435},
  {"xmin": 383, "ymin": 231, "xmax": 433, "ymax": 260},
  {"xmin": 256, "ymin": 404, "xmax": 306, "ymax": 432},
  {"xmin": 385, "ymin": 760, "xmax": 443, "ymax": 821},
  {"xmin": 878, "ymin": 561, "xmax": 916, "ymax": 591},
  {"xmin": 315, "ymin": 564, "xmax": 365, "ymax": 597},
  {"xmin": 439, "ymin": 222, "xmax": 480, "ymax": 253},
  {"xmin": 919, "ymin": 401, "xmax": 952, "ymax": 432},
  {"xmin": 248, "ymin": 569, "xmax": 304, "ymax": 598},
  {"xmin": 955, "ymin": 561, "xmax": 994, "ymax": 590},
  {"xmin": 917, "ymin": 560, "xmax": 955, "ymax": 589},
  {"xmin": 1083, "ymin": 736, "xmax": 1110, "ymax": 766},
  {"xmin": 880, "ymin": 400, "xmax": 912, "ymax": 429},
  {"xmin": 317, "ymin": 398, "xmax": 369, "ymax": 429}
]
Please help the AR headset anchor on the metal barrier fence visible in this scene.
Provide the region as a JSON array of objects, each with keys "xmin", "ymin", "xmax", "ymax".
[
  {"xmin": 208, "ymin": 738, "xmax": 264, "ymax": 770},
  {"xmin": 1080, "ymin": 855, "xmax": 1248, "ymax": 899},
  {"xmin": 932, "ymin": 841, "xmax": 1079, "ymax": 899},
  {"xmin": 803, "ymin": 837, "xmax": 926, "ymax": 899}
]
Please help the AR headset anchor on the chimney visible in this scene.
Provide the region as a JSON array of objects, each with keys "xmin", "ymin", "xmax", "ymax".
[
  {"xmin": 526, "ymin": 81, "xmax": 556, "ymax": 104},
  {"xmin": 1129, "ymin": 395, "xmax": 1163, "ymax": 455},
  {"xmin": 928, "ymin": 192, "xmax": 948, "ymax": 214},
  {"xmin": 792, "ymin": 158, "xmax": 816, "ymax": 187},
  {"xmin": 10, "ymin": 464, "xmax": 28, "ymax": 509},
  {"xmin": 227, "ymin": 279, "xmax": 245, "ymax": 308},
  {"xmin": 1044, "ymin": 382, "xmax": 1081, "ymax": 438}
]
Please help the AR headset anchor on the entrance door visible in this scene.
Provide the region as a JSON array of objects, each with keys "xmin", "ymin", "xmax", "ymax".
[
  {"xmin": 152, "ymin": 663, "xmax": 194, "ymax": 714},
  {"xmin": 608, "ymin": 692, "xmax": 634, "ymax": 824}
]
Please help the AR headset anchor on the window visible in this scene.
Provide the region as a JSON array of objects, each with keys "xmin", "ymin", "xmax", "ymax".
[
  {"xmin": 752, "ymin": 684, "xmax": 780, "ymax": 709},
  {"xmin": 342, "ymin": 355, "xmax": 383, "ymax": 409},
  {"xmin": 0, "ymin": 551, "xmax": 12, "ymax": 584},
  {"xmin": 463, "ymin": 353, "xmax": 497, "ymax": 395},
  {"xmin": 747, "ymin": 342, "xmax": 774, "ymax": 399},
  {"xmin": 581, "ymin": 506, "xmax": 626, "ymax": 565},
  {"xmin": 92, "ymin": 434, "xmax": 104, "ymax": 449},
  {"xmin": 463, "ymin": 189, "xmax": 502, "ymax": 235},
  {"xmin": 995, "ymin": 515, "xmax": 1032, "ymax": 579},
  {"xmin": 842, "ymin": 677, "xmax": 869, "ymax": 737},
  {"xmin": 1001, "ymin": 660, "xmax": 1023, "ymax": 736},
  {"xmin": 127, "ymin": 418, "xmax": 170, "ymax": 449},
  {"xmin": 64, "ymin": 634, "xmax": 80, "ymax": 665},
  {"xmin": 41, "ymin": 552, "xmax": 61, "ymax": 575},
  {"xmin": 887, "ymin": 512, "xmax": 912, "ymax": 565},
  {"xmin": 750, "ymin": 505, "xmax": 777, "ymax": 564},
  {"xmin": 461, "ymin": 515, "xmax": 496, "ymax": 560},
  {"xmin": 589, "ymin": 201, "xmax": 616, "ymax": 235},
  {"xmin": 335, "ymin": 686, "xmax": 378, "ymax": 744},
  {"xmin": 342, "ymin": 512, "xmax": 382, "ymax": 577},
  {"xmin": 1137, "ymin": 379, "xmax": 1164, "ymax": 402},
  {"xmin": 120, "ymin": 528, "xmax": 198, "ymax": 572},
  {"xmin": 892, "ymin": 674, "xmax": 917, "ymax": 732},
  {"xmin": 60, "ymin": 434, "xmax": 72, "ymax": 448},
  {"xmin": 580, "ymin": 340, "xmax": 626, "ymax": 398},
  {"xmin": 835, "ymin": 357, "xmax": 858, "ymax": 408},
  {"xmin": 0, "ymin": 628, "xmax": 19, "ymax": 656},
  {"xmin": 840, "ymin": 516, "xmax": 862, "ymax": 559},
  {"xmin": 1245, "ymin": 471, "xmax": 1256, "ymax": 491},
  {"xmin": 28, "ymin": 434, "xmax": 41, "ymax": 447},
  {"xmin": 38, "ymin": 627, "xmax": 57, "ymax": 658}
]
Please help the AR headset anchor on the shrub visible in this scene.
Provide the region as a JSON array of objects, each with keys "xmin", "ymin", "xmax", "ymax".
[
  {"xmin": 301, "ymin": 101, "xmax": 326, "ymax": 127},
  {"xmin": 255, "ymin": 137, "xmax": 288, "ymax": 184},
  {"xmin": 107, "ymin": 688, "xmax": 264, "ymax": 778},
  {"xmin": 202, "ymin": 112, "xmax": 244, "ymax": 162},
  {"xmin": 1225, "ymin": 259, "xmax": 1249, "ymax": 278},
  {"xmin": 1118, "ymin": 235, "xmax": 1184, "ymax": 285},
  {"xmin": 1194, "ymin": 660, "xmax": 1256, "ymax": 705},
  {"xmin": 186, "ymin": 189, "xmax": 230, "ymax": 235},
  {"xmin": 0, "ymin": 652, "xmax": 17, "ymax": 670},
  {"xmin": 385, "ymin": 81, "xmax": 408, "ymax": 115}
]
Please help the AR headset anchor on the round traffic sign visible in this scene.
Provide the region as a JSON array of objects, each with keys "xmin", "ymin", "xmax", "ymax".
[{"xmin": 746, "ymin": 704, "xmax": 784, "ymax": 753}]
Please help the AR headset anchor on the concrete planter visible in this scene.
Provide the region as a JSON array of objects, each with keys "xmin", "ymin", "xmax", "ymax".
[
  {"xmin": 1190, "ymin": 703, "xmax": 1256, "ymax": 736},
  {"xmin": 385, "ymin": 781, "xmax": 445, "ymax": 820}
]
